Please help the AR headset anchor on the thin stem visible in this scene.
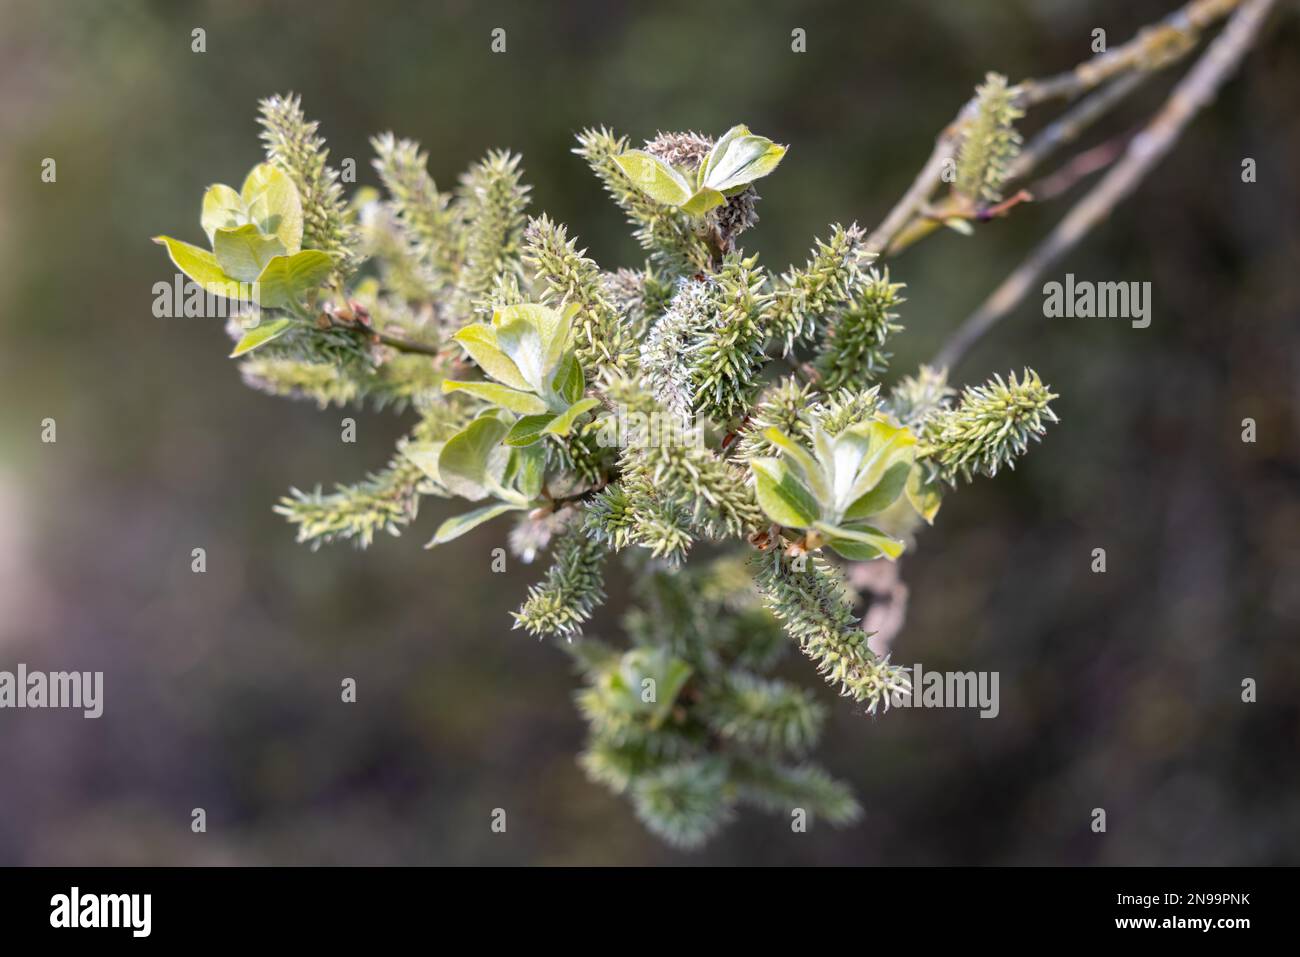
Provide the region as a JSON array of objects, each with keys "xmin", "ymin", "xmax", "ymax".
[
  {"xmin": 864, "ymin": 0, "xmax": 1243, "ymax": 260},
  {"xmin": 1006, "ymin": 72, "xmax": 1144, "ymax": 185},
  {"xmin": 1017, "ymin": 0, "xmax": 1242, "ymax": 107},
  {"xmin": 932, "ymin": 0, "xmax": 1276, "ymax": 372},
  {"xmin": 371, "ymin": 329, "xmax": 442, "ymax": 357}
]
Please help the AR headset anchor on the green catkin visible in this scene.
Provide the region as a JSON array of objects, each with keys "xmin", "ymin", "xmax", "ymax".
[
  {"xmin": 258, "ymin": 93, "xmax": 358, "ymax": 279},
  {"xmin": 921, "ymin": 369, "xmax": 1059, "ymax": 483},
  {"xmin": 954, "ymin": 72, "xmax": 1025, "ymax": 204}
]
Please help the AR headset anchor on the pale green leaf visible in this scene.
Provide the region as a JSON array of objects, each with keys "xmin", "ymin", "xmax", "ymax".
[
  {"xmin": 815, "ymin": 521, "xmax": 905, "ymax": 561},
  {"xmin": 509, "ymin": 443, "xmax": 547, "ymax": 499},
  {"xmin": 702, "ymin": 135, "xmax": 787, "ymax": 192},
  {"xmin": 825, "ymin": 538, "xmax": 883, "ymax": 561},
  {"xmin": 426, "ymin": 502, "xmax": 524, "ymax": 547},
  {"xmin": 253, "ymin": 250, "xmax": 334, "ymax": 309},
  {"xmin": 240, "ymin": 163, "xmax": 303, "ymax": 253},
  {"xmin": 679, "ymin": 187, "xmax": 726, "ymax": 217},
  {"xmin": 200, "ymin": 184, "xmax": 246, "ymax": 245},
  {"xmin": 453, "ymin": 324, "xmax": 531, "ymax": 391},
  {"xmin": 542, "ymin": 302, "xmax": 578, "ymax": 374},
  {"xmin": 495, "ymin": 316, "xmax": 547, "ymax": 392},
  {"xmin": 613, "ymin": 150, "xmax": 693, "ymax": 206},
  {"xmin": 229, "ymin": 317, "xmax": 293, "ymax": 357},
  {"xmin": 441, "ymin": 379, "xmax": 549, "ymax": 415},
  {"xmin": 504, "ymin": 413, "xmax": 556, "ymax": 447},
  {"xmin": 751, "ymin": 457, "xmax": 819, "ymax": 529},
  {"xmin": 153, "ymin": 236, "xmax": 246, "ymax": 299},
  {"xmin": 905, "ymin": 463, "xmax": 943, "ymax": 524},
  {"xmin": 549, "ymin": 351, "xmax": 585, "ymax": 406},
  {"xmin": 700, "ymin": 124, "xmax": 751, "ymax": 187},
  {"xmin": 843, "ymin": 460, "xmax": 911, "ymax": 522},
  {"xmin": 762, "ymin": 427, "xmax": 830, "ymax": 504},
  {"xmin": 213, "ymin": 224, "xmax": 286, "ymax": 283},
  {"xmin": 542, "ymin": 397, "xmax": 600, "ymax": 437},
  {"xmin": 843, "ymin": 419, "xmax": 918, "ymax": 507},
  {"xmin": 438, "ymin": 416, "xmax": 511, "ymax": 499},
  {"xmin": 401, "ymin": 440, "xmax": 446, "ymax": 484}
]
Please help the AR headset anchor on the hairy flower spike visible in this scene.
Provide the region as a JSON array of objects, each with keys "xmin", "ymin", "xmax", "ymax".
[
  {"xmin": 734, "ymin": 376, "xmax": 820, "ymax": 461},
  {"xmin": 603, "ymin": 376, "xmax": 763, "ymax": 538},
  {"xmin": 955, "ymin": 72, "xmax": 1024, "ymax": 204},
  {"xmin": 753, "ymin": 551, "xmax": 911, "ymax": 713},
  {"xmin": 644, "ymin": 130, "xmax": 714, "ymax": 169},
  {"xmin": 768, "ymin": 224, "xmax": 873, "ymax": 353},
  {"xmin": 602, "ymin": 266, "xmax": 671, "ymax": 342},
  {"xmin": 640, "ymin": 278, "xmax": 712, "ymax": 424},
  {"xmin": 922, "ymin": 368, "xmax": 1058, "ymax": 483},
  {"xmin": 689, "ymin": 255, "xmax": 770, "ymax": 422},
  {"xmin": 524, "ymin": 215, "xmax": 631, "ymax": 374},
  {"xmin": 630, "ymin": 758, "xmax": 734, "ymax": 850},
  {"xmin": 814, "ymin": 270, "xmax": 905, "ymax": 391},
  {"xmin": 275, "ymin": 457, "xmax": 435, "ymax": 549},
  {"xmin": 700, "ymin": 671, "xmax": 826, "ymax": 754},
  {"xmin": 370, "ymin": 133, "xmax": 463, "ymax": 291},
  {"xmin": 815, "ymin": 386, "xmax": 881, "ymax": 435},
  {"xmin": 730, "ymin": 758, "xmax": 862, "ymax": 824},
  {"xmin": 887, "ymin": 365, "xmax": 955, "ymax": 430},
  {"xmin": 586, "ymin": 475, "xmax": 693, "ymax": 564},
  {"xmin": 258, "ymin": 93, "xmax": 358, "ymax": 278},
  {"xmin": 455, "ymin": 150, "xmax": 531, "ymax": 317},
  {"xmin": 512, "ymin": 517, "xmax": 607, "ymax": 639}
]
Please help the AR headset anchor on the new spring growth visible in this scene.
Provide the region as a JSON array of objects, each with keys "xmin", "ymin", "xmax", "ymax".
[{"xmin": 156, "ymin": 94, "xmax": 1057, "ymax": 848}]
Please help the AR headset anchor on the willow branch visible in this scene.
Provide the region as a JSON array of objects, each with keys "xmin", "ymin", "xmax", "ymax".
[
  {"xmin": 864, "ymin": 0, "xmax": 1243, "ymax": 259},
  {"xmin": 932, "ymin": 0, "xmax": 1276, "ymax": 372},
  {"xmin": 1006, "ymin": 73, "xmax": 1144, "ymax": 185},
  {"xmin": 1017, "ymin": 0, "xmax": 1242, "ymax": 106}
]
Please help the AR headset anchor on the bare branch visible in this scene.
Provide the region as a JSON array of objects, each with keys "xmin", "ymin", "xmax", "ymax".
[
  {"xmin": 864, "ymin": 0, "xmax": 1244, "ymax": 259},
  {"xmin": 933, "ymin": 0, "xmax": 1277, "ymax": 372}
]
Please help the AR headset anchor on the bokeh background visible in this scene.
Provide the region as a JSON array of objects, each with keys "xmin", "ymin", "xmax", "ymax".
[{"xmin": 0, "ymin": 0, "xmax": 1296, "ymax": 865}]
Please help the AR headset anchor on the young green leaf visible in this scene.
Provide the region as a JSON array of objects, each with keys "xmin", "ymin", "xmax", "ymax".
[
  {"xmin": 679, "ymin": 187, "xmax": 726, "ymax": 217},
  {"xmin": 153, "ymin": 236, "xmax": 246, "ymax": 298},
  {"xmin": 437, "ymin": 415, "xmax": 512, "ymax": 499},
  {"xmin": 751, "ymin": 458, "xmax": 820, "ymax": 529},
  {"xmin": 814, "ymin": 521, "xmax": 905, "ymax": 561},
  {"xmin": 842, "ymin": 460, "xmax": 911, "ymax": 522},
  {"xmin": 495, "ymin": 316, "xmax": 548, "ymax": 392},
  {"xmin": 613, "ymin": 150, "xmax": 693, "ymax": 206},
  {"xmin": 549, "ymin": 352, "xmax": 586, "ymax": 406},
  {"xmin": 441, "ymin": 379, "xmax": 550, "ymax": 415},
  {"xmin": 504, "ymin": 413, "xmax": 557, "ymax": 447},
  {"xmin": 201, "ymin": 184, "xmax": 246, "ymax": 244},
  {"xmin": 400, "ymin": 441, "xmax": 447, "ymax": 484},
  {"xmin": 762, "ymin": 427, "xmax": 831, "ymax": 504},
  {"xmin": 700, "ymin": 124, "xmax": 751, "ymax": 186},
  {"xmin": 542, "ymin": 397, "xmax": 600, "ymax": 438},
  {"xmin": 842, "ymin": 419, "xmax": 917, "ymax": 507},
  {"xmin": 253, "ymin": 249, "xmax": 334, "ymax": 308},
  {"xmin": 240, "ymin": 162, "xmax": 303, "ymax": 253},
  {"xmin": 229, "ymin": 317, "xmax": 294, "ymax": 357},
  {"xmin": 427, "ymin": 502, "xmax": 525, "ymax": 547},
  {"xmin": 905, "ymin": 464, "xmax": 943, "ymax": 524},
  {"xmin": 508, "ymin": 443, "xmax": 547, "ymax": 499},
  {"xmin": 702, "ymin": 134, "xmax": 787, "ymax": 192},
  {"xmin": 541, "ymin": 302, "xmax": 578, "ymax": 373},
  {"xmin": 453, "ymin": 324, "xmax": 532, "ymax": 391},
  {"xmin": 213, "ymin": 224, "xmax": 286, "ymax": 283}
]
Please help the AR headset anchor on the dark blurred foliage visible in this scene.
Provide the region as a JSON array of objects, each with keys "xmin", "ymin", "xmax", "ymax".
[{"xmin": 0, "ymin": 0, "xmax": 1296, "ymax": 865}]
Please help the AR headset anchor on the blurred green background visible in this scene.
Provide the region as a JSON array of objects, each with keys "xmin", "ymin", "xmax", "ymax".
[{"xmin": 0, "ymin": 0, "xmax": 1296, "ymax": 865}]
